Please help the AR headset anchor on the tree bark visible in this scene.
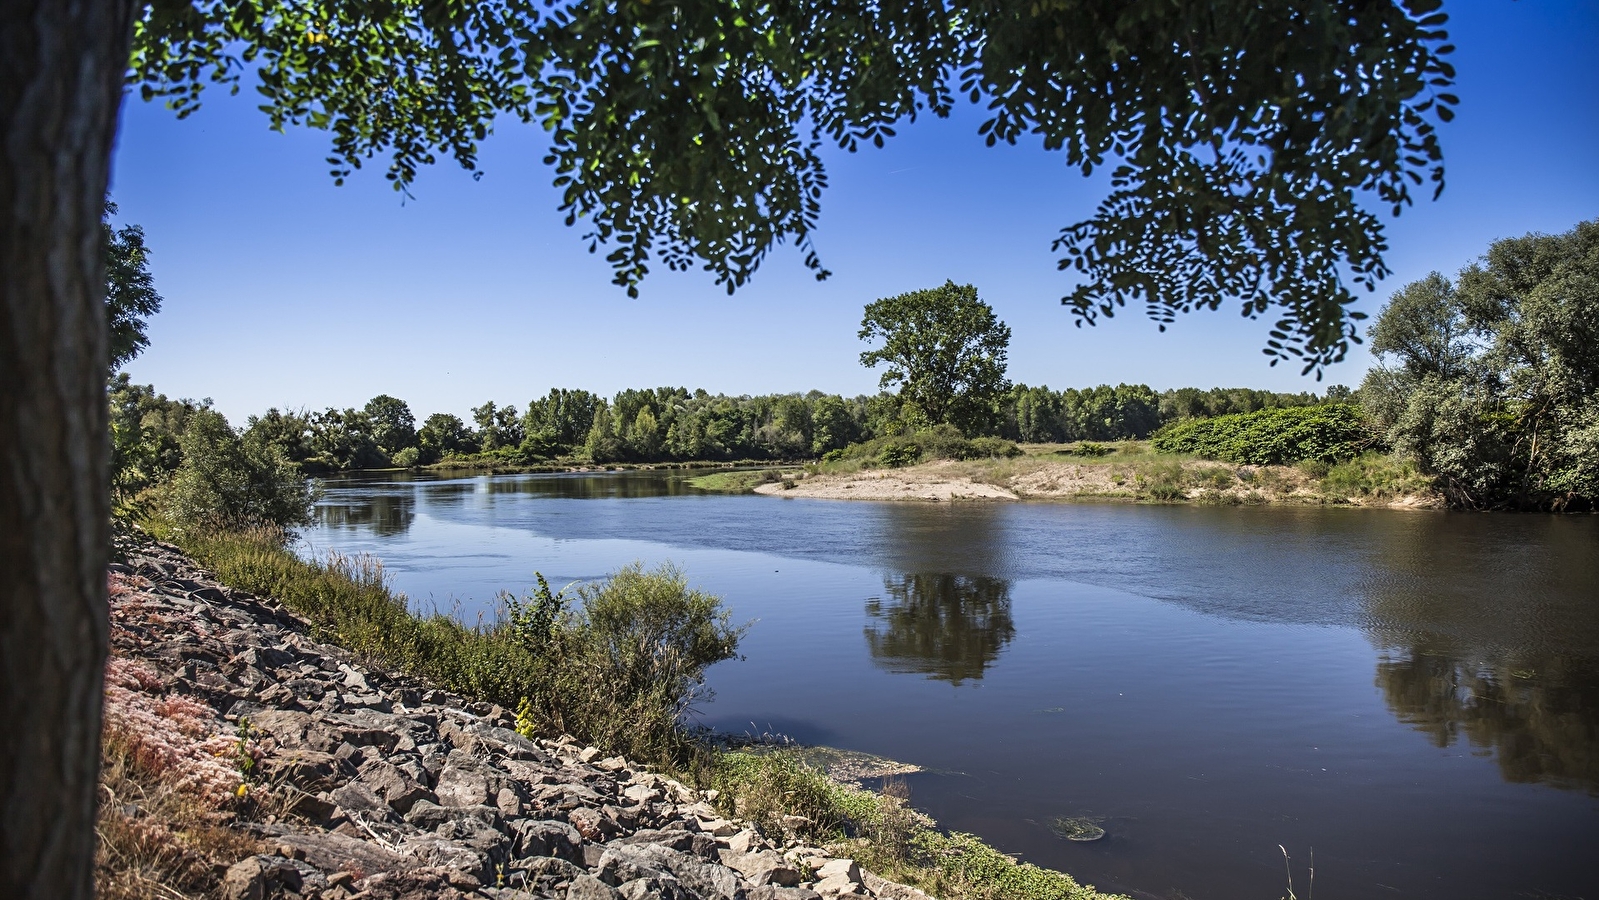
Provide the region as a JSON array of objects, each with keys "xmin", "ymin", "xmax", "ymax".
[{"xmin": 1, "ymin": 2, "xmax": 134, "ymax": 895}]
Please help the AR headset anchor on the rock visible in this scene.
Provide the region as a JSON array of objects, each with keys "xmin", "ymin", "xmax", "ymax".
[
  {"xmin": 331, "ymin": 781, "xmax": 404, "ymax": 825},
  {"xmin": 260, "ymin": 747, "xmax": 351, "ymax": 792},
  {"xmin": 496, "ymin": 785, "xmax": 525, "ymax": 818},
  {"xmin": 271, "ymin": 830, "xmax": 409, "ymax": 878},
  {"xmin": 748, "ymin": 888, "xmax": 824, "ymax": 900},
  {"xmin": 220, "ymin": 855, "xmax": 296, "ymax": 900},
  {"xmin": 863, "ymin": 872, "xmax": 936, "ymax": 900},
  {"xmin": 435, "ymin": 752, "xmax": 499, "ymax": 807},
  {"xmin": 621, "ymin": 782, "xmax": 658, "ymax": 804},
  {"xmin": 814, "ymin": 858, "xmax": 861, "ymax": 884},
  {"xmin": 359, "ymin": 758, "xmax": 436, "ymax": 813},
  {"xmin": 722, "ymin": 848, "xmax": 802, "ymax": 887},
  {"xmin": 813, "ymin": 874, "xmax": 868, "ymax": 897},
  {"xmin": 512, "ymin": 819, "xmax": 586, "ymax": 863},
  {"xmin": 568, "ymin": 873, "xmax": 623, "ymax": 900},
  {"xmin": 569, "ymin": 806, "xmax": 618, "ymax": 841}
]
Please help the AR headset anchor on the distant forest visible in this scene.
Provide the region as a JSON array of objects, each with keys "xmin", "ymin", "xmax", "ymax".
[{"xmin": 110, "ymin": 378, "xmax": 1350, "ymax": 476}]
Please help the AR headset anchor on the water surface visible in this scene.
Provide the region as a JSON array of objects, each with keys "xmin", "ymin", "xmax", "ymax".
[{"xmin": 301, "ymin": 471, "xmax": 1599, "ymax": 900}]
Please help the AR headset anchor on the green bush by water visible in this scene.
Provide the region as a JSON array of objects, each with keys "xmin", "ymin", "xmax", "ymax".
[{"xmin": 1151, "ymin": 404, "xmax": 1373, "ymax": 465}]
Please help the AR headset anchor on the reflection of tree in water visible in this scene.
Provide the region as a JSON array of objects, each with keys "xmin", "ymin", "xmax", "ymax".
[
  {"xmin": 315, "ymin": 490, "xmax": 415, "ymax": 536},
  {"xmin": 1375, "ymin": 641, "xmax": 1599, "ymax": 794},
  {"xmin": 864, "ymin": 574, "xmax": 1014, "ymax": 685}
]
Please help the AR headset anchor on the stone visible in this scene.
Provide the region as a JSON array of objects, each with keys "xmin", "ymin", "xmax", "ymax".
[
  {"xmin": 220, "ymin": 856, "xmax": 287, "ymax": 900},
  {"xmin": 723, "ymin": 828, "xmax": 762, "ymax": 854},
  {"xmin": 813, "ymin": 874, "xmax": 868, "ymax": 897},
  {"xmin": 272, "ymin": 830, "xmax": 409, "ymax": 878},
  {"xmin": 721, "ymin": 848, "xmax": 802, "ymax": 887},
  {"xmin": 814, "ymin": 859, "xmax": 861, "ymax": 884},
  {"xmin": 568, "ymin": 873, "xmax": 623, "ymax": 900},
  {"xmin": 359, "ymin": 758, "xmax": 436, "ymax": 813},
  {"xmin": 862, "ymin": 872, "xmax": 936, "ymax": 900},
  {"xmin": 621, "ymin": 782, "xmax": 659, "ymax": 804},
  {"xmin": 331, "ymin": 781, "xmax": 405, "ymax": 825},
  {"xmin": 260, "ymin": 748, "xmax": 351, "ymax": 792},
  {"xmin": 512, "ymin": 818, "xmax": 586, "ymax": 863},
  {"xmin": 568, "ymin": 806, "xmax": 617, "ymax": 841},
  {"xmin": 496, "ymin": 785, "xmax": 525, "ymax": 818},
  {"xmin": 436, "ymin": 753, "xmax": 498, "ymax": 807},
  {"xmin": 748, "ymin": 889, "xmax": 824, "ymax": 900}
]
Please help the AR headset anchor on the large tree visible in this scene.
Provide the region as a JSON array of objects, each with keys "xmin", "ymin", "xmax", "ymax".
[
  {"xmin": 1362, "ymin": 219, "xmax": 1599, "ymax": 509},
  {"xmin": 2, "ymin": 1, "xmax": 1456, "ymax": 895},
  {"xmin": 860, "ymin": 281, "xmax": 1013, "ymax": 434}
]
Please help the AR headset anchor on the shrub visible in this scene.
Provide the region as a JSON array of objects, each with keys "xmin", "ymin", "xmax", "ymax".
[
  {"xmin": 961, "ymin": 436, "xmax": 1023, "ymax": 459},
  {"xmin": 1151, "ymin": 403, "xmax": 1373, "ymax": 465},
  {"xmin": 391, "ymin": 446, "xmax": 421, "ymax": 467},
  {"xmin": 1060, "ymin": 441, "xmax": 1113, "ymax": 457},
  {"xmin": 150, "ymin": 409, "xmax": 317, "ymax": 536},
  {"xmin": 835, "ymin": 426, "xmax": 1021, "ymax": 468}
]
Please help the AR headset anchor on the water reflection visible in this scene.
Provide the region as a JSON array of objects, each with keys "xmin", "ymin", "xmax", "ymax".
[
  {"xmin": 1360, "ymin": 512, "xmax": 1599, "ymax": 794},
  {"xmin": 1374, "ymin": 643, "xmax": 1599, "ymax": 793},
  {"xmin": 864, "ymin": 574, "xmax": 1015, "ymax": 684},
  {"xmin": 313, "ymin": 487, "xmax": 415, "ymax": 536}
]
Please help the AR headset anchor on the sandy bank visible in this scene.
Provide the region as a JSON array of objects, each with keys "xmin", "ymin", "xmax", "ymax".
[
  {"xmin": 754, "ymin": 458, "xmax": 1443, "ymax": 508},
  {"xmin": 754, "ymin": 461, "xmax": 1017, "ymax": 501}
]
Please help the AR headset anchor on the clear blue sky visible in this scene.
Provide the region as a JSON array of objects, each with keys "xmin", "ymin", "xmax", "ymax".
[{"xmin": 111, "ymin": 2, "xmax": 1599, "ymax": 424}]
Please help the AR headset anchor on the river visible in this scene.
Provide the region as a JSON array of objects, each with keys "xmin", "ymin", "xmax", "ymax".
[{"xmin": 300, "ymin": 470, "xmax": 1599, "ymax": 900}]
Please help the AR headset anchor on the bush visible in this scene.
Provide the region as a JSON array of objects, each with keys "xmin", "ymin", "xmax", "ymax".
[
  {"xmin": 878, "ymin": 442, "xmax": 922, "ymax": 468},
  {"xmin": 150, "ymin": 409, "xmax": 316, "ymax": 536},
  {"xmin": 391, "ymin": 446, "xmax": 421, "ymax": 467},
  {"xmin": 1151, "ymin": 403, "xmax": 1373, "ymax": 465},
  {"xmin": 961, "ymin": 436, "xmax": 1024, "ymax": 460},
  {"xmin": 835, "ymin": 426, "xmax": 1022, "ymax": 468},
  {"xmin": 1059, "ymin": 441, "xmax": 1113, "ymax": 457}
]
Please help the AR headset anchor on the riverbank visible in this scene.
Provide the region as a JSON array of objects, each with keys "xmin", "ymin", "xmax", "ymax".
[
  {"xmin": 102, "ymin": 528, "xmax": 1124, "ymax": 900},
  {"xmin": 755, "ymin": 453, "xmax": 1443, "ymax": 508}
]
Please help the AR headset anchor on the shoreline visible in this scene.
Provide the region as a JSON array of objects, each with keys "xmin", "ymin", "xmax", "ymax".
[{"xmin": 754, "ymin": 458, "xmax": 1444, "ymax": 509}]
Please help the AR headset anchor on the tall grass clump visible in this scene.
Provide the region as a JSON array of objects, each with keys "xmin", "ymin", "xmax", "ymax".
[
  {"xmin": 154, "ymin": 524, "xmax": 744, "ymax": 764},
  {"xmin": 1318, "ymin": 452, "xmax": 1434, "ymax": 501},
  {"xmin": 1152, "ymin": 404, "xmax": 1373, "ymax": 465}
]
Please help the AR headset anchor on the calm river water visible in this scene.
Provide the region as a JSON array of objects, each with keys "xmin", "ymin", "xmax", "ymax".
[{"xmin": 300, "ymin": 470, "xmax": 1599, "ymax": 900}]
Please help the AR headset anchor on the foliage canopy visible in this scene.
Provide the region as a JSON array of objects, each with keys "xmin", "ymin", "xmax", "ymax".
[
  {"xmin": 1362, "ymin": 219, "xmax": 1599, "ymax": 509},
  {"xmin": 860, "ymin": 281, "xmax": 1012, "ymax": 435},
  {"xmin": 129, "ymin": 0, "xmax": 1457, "ymax": 372},
  {"xmin": 103, "ymin": 202, "xmax": 163, "ymax": 371}
]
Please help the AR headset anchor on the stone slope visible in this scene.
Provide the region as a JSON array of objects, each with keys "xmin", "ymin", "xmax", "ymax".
[{"xmin": 109, "ymin": 538, "xmax": 932, "ymax": 900}]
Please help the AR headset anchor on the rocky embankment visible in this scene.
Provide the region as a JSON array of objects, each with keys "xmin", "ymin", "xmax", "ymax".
[{"xmin": 109, "ymin": 538, "xmax": 933, "ymax": 900}]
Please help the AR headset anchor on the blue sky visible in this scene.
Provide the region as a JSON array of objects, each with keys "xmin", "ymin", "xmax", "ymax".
[{"xmin": 111, "ymin": 2, "xmax": 1599, "ymax": 424}]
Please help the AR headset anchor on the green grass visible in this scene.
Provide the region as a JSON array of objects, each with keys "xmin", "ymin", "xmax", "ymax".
[
  {"xmin": 708, "ymin": 750, "xmax": 1125, "ymax": 900},
  {"xmin": 685, "ymin": 468, "xmax": 787, "ymax": 493}
]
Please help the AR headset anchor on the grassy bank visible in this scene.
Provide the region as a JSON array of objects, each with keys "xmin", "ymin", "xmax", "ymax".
[{"xmin": 148, "ymin": 523, "xmax": 1123, "ymax": 900}]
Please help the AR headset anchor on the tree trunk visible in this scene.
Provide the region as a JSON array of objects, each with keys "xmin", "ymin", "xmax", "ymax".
[{"xmin": 1, "ymin": 2, "xmax": 134, "ymax": 895}]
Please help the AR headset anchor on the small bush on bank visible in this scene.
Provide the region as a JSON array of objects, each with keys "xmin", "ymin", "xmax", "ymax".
[
  {"xmin": 1151, "ymin": 403, "xmax": 1373, "ymax": 465},
  {"xmin": 833, "ymin": 425, "xmax": 1022, "ymax": 469}
]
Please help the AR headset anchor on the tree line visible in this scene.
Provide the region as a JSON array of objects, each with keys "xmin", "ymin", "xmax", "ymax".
[{"xmin": 110, "ymin": 379, "xmax": 1347, "ymax": 483}]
